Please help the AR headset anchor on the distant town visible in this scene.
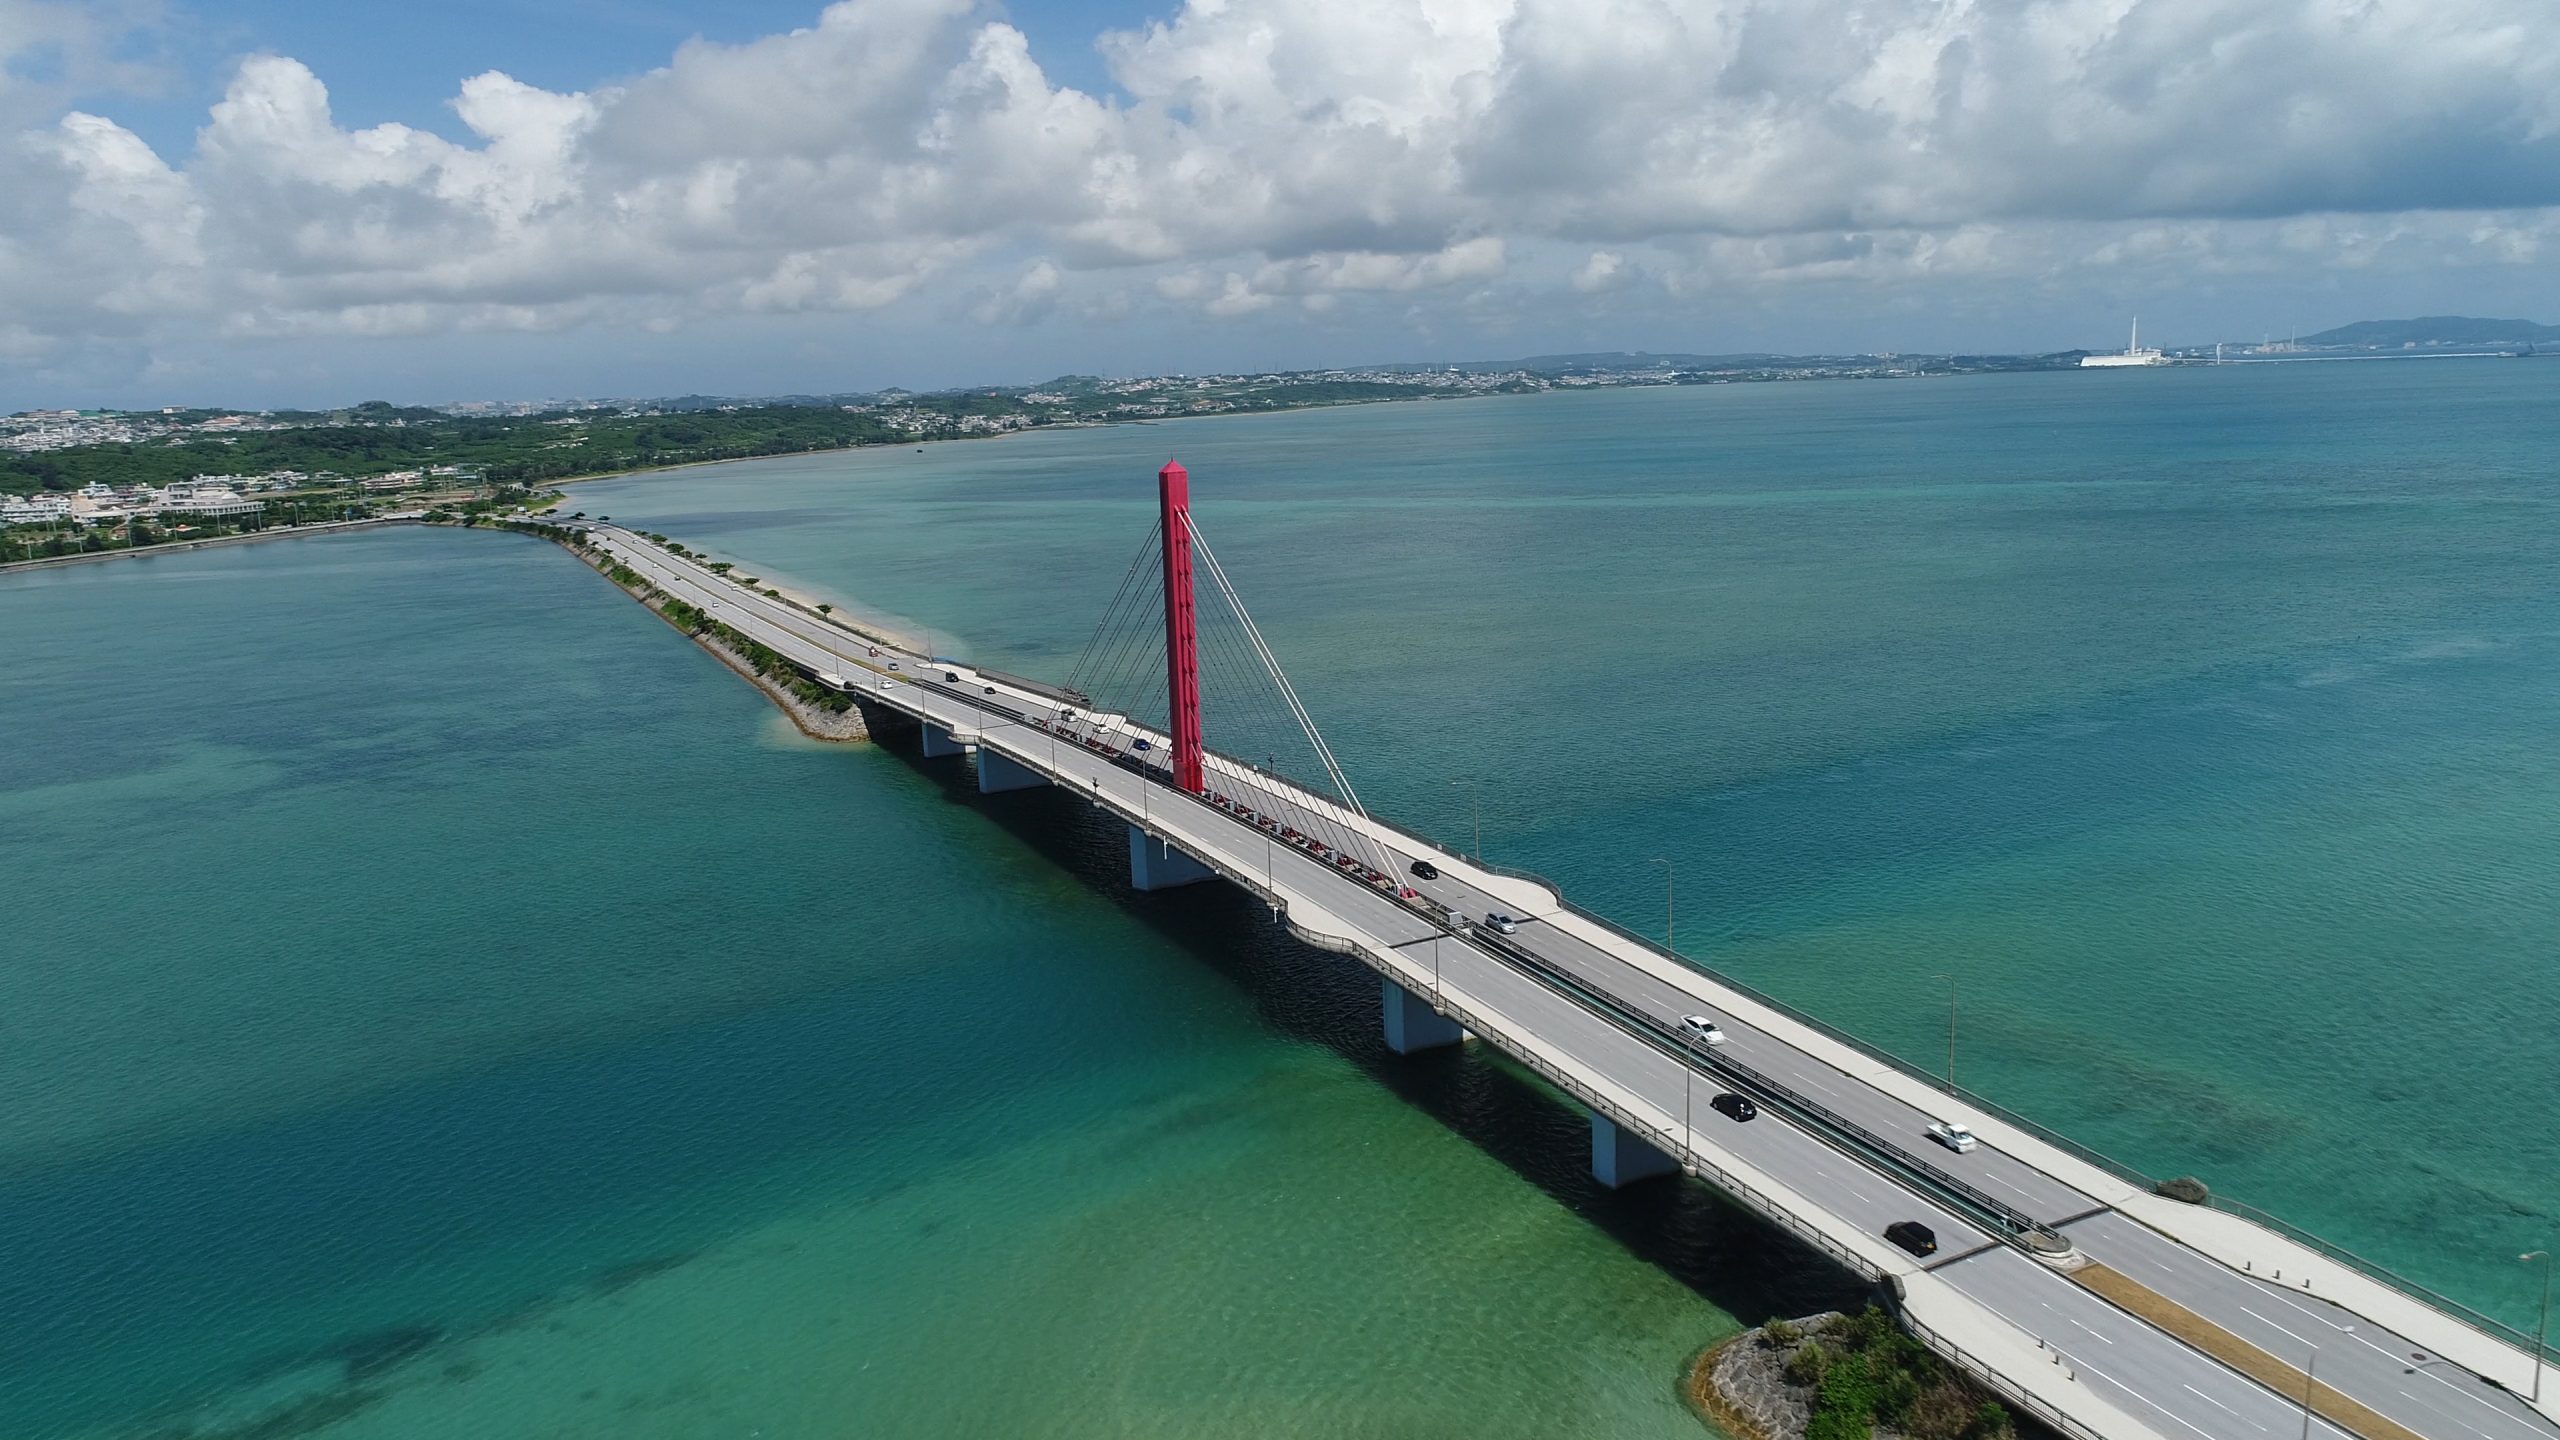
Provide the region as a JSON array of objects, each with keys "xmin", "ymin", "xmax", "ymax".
[{"xmin": 7, "ymin": 317, "xmax": 2547, "ymax": 544}]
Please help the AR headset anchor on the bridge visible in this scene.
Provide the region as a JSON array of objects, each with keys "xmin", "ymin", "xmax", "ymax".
[{"xmin": 560, "ymin": 462, "xmax": 2558, "ymax": 1440}]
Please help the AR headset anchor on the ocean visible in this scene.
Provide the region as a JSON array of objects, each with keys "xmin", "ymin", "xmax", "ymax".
[{"xmin": 3, "ymin": 358, "xmax": 2555, "ymax": 1436}]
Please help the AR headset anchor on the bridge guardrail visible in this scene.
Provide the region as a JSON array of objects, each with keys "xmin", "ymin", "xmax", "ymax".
[
  {"xmin": 1464, "ymin": 927, "xmax": 2051, "ymax": 1248},
  {"xmin": 1896, "ymin": 1305, "xmax": 2109, "ymax": 1440},
  {"xmin": 1445, "ymin": 989, "xmax": 1885, "ymax": 1287}
]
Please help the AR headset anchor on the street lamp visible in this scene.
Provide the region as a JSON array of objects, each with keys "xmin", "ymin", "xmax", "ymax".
[
  {"xmin": 1650, "ymin": 858, "xmax": 1675, "ymax": 952},
  {"xmin": 1679, "ymin": 1026, "xmax": 1705, "ymax": 1159},
  {"xmin": 1935, "ymin": 973, "xmax": 1958, "ymax": 1092},
  {"xmin": 1450, "ymin": 778, "xmax": 1482, "ymax": 859},
  {"xmin": 2525, "ymin": 1251, "xmax": 2553, "ymax": 1403},
  {"xmin": 2303, "ymin": 1326, "xmax": 2352, "ymax": 1440}
]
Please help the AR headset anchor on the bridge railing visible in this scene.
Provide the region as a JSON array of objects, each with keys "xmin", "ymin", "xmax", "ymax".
[
  {"xmin": 1443, "ymin": 988, "xmax": 1887, "ymax": 1288},
  {"xmin": 1895, "ymin": 1305, "xmax": 2109, "ymax": 1440}
]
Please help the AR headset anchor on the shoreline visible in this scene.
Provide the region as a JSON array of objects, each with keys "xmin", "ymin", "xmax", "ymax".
[
  {"xmin": 536, "ymin": 526, "xmax": 874, "ymax": 743},
  {"xmin": 1685, "ymin": 1326, "xmax": 1783, "ymax": 1440},
  {"xmin": 0, "ymin": 515, "xmax": 421, "ymax": 576},
  {"xmin": 538, "ymin": 388, "xmax": 1529, "ymax": 493}
]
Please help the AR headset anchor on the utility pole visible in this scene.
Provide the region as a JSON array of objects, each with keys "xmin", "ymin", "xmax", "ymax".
[{"xmin": 1451, "ymin": 778, "xmax": 1482, "ymax": 859}]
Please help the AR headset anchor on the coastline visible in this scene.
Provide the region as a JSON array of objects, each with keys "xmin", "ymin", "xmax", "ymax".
[
  {"xmin": 537, "ymin": 388, "xmax": 1526, "ymax": 492},
  {"xmin": 0, "ymin": 515, "xmax": 421, "ymax": 576},
  {"xmin": 538, "ymin": 525, "xmax": 874, "ymax": 743}
]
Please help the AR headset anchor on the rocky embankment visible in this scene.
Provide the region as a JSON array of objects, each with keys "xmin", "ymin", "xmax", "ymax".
[{"xmin": 1685, "ymin": 1310, "xmax": 2020, "ymax": 1440}]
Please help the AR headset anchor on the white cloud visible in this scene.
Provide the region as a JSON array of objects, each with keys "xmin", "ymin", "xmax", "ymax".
[
  {"xmin": 8, "ymin": 0, "xmax": 2560, "ymax": 396},
  {"xmin": 969, "ymin": 258, "xmax": 1065, "ymax": 324},
  {"xmin": 1572, "ymin": 250, "xmax": 1627, "ymax": 294}
]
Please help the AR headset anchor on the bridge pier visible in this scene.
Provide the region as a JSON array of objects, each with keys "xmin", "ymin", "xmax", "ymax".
[
  {"xmin": 977, "ymin": 748, "xmax": 1046, "ymax": 793},
  {"xmin": 1589, "ymin": 1111, "xmax": 1679, "ymax": 1188},
  {"xmin": 1381, "ymin": 977, "xmax": 1463, "ymax": 1054},
  {"xmin": 1127, "ymin": 825, "xmax": 1216, "ymax": 891},
  {"xmin": 920, "ymin": 722, "xmax": 965, "ymax": 758}
]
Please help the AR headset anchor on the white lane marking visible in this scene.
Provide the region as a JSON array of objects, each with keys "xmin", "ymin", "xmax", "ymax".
[
  {"xmin": 2032, "ymin": 1300, "xmax": 2118, "ymax": 1345},
  {"xmin": 2234, "ymin": 1272, "xmax": 2523, "ymax": 1432},
  {"xmin": 2180, "ymin": 1382, "xmax": 2262, "ymax": 1429},
  {"xmin": 2236, "ymin": 1304, "xmax": 2314, "ymax": 1349},
  {"xmin": 1805, "ymin": 1165, "xmax": 1874, "ymax": 1206},
  {"xmin": 1974, "ymin": 1168, "xmax": 2048, "ymax": 1204},
  {"xmin": 2060, "ymin": 1354, "xmax": 2222, "ymax": 1440}
]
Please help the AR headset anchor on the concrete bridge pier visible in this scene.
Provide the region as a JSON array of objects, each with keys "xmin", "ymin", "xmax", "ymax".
[
  {"xmin": 1381, "ymin": 977, "xmax": 1463, "ymax": 1054},
  {"xmin": 1128, "ymin": 825, "xmax": 1216, "ymax": 891},
  {"xmin": 920, "ymin": 722, "xmax": 966, "ymax": 758},
  {"xmin": 1590, "ymin": 1111, "xmax": 1679, "ymax": 1188},
  {"xmin": 977, "ymin": 748, "xmax": 1046, "ymax": 793}
]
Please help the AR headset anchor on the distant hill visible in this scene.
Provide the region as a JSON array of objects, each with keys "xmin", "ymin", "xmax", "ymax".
[{"xmin": 2299, "ymin": 316, "xmax": 2560, "ymax": 347}]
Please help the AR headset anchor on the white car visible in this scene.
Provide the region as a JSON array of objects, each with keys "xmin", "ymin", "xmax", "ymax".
[
  {"xmin": 1926, "ymin": 1120, "xmax": 1978, "ymax": 1153},
  {"xmin": 1680, "ymin": 1014, "xmax": 1727, "ymax": 1046},
  {"xmin": 1485, "ymin": 912, "xmax": 1520, "ymax": 934}
]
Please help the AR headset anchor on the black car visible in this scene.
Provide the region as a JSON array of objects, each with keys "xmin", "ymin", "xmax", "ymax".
[
  {"xmin": 1884, "ymin": 1220, "xmax": 1938, "ymax": 1257},
  {"xmin": 1409, "ymin": 859, "xmax": 1440, "ymax": 880},
  {"xmin": 1709, "ymin": 1092, "xmax": 1757, "ymax": 1122},
  {"xmin": 944, "ymin": 671, "xmax": 960, "ymax": 682}
]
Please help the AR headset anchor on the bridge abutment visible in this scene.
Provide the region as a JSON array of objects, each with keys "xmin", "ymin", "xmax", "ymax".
[
  {"xmin": 1127, "ymin": 825, "xmax": 1216, "ymax": 891},
  {"xmin": 920, "ymin": 722, "xmax": 966, "ymax": 758},
  {"xmin": 1381, "ymin": 977, "xmax": 1463, "ymax": 1054},
  {"xmin": 1589, "ymin": 1111, "xmax": 1679, "ymax": 1188},
  {"xmin": 977, "ymin": 748, "xmax": 1046, "ymax": 793}
]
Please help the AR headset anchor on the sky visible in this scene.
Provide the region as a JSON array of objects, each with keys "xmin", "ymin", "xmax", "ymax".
[{"xmin": 6, "ymin": 0, "xmax": 2559, "ymax": 408}]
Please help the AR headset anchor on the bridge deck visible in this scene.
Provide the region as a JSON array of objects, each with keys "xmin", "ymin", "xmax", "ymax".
[{"xmin": 583, "ymin": 523, "xmax": 2559, "ymax": 1440}]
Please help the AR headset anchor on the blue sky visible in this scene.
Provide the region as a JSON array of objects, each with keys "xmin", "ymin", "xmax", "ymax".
[
  {"xmin": 7, "ymin": 0, "xmax": 2558, "ymax": 408},
  {"xmin": 94, "ymin": 1, "xmax": 1151, "ymax": 154}
]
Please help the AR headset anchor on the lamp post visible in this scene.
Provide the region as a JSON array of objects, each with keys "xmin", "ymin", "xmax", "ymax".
[
  {"xmin": 1936, "ymin": 973, "xmax": 1958, "ymax": 1092},
  {"xmin": 1680, "ymin": 1028, "xmax": 1702, "ymax": 1159},
  {"xmin": 1651, "ymin": 858, "xmax": 1675, "ymax": 952},
  {"xmin": 1450, "ymin": 778, "xmax": 1482, "ymax": 859},
  {"xmin": 2526, "ymin": 1251, "xmax": 2553, "ymax": 1403}
]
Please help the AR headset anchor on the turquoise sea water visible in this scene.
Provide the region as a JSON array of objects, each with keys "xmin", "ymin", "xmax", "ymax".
[
  {"xmin": 6, "ymin": 360, "xmax": 2559, "ymax": 1436},
  {"xmin": 0, "ymin": 529, "xmax": 1791, "ymax": 1439}
]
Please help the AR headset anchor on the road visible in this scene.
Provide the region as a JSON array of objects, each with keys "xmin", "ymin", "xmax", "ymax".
[{"xmin": 581, "ymin": 523, "xmax": 2558, "ymax": 1440}]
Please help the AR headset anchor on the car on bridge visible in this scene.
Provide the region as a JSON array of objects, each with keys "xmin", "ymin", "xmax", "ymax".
[
  {"xmin": 1710, "ymin": 1092, "xmax": 1757, "ymax": 1122},
  {"xmin": 1409, "ymin": 859, "xmax": 1440, "ymax": 880},
  {"xmin": 1885, "ymin": 1220, "xmax": 1938, "ymax": 1257},
  {"xmin": 1926, "ymin": 1120, "xmax": 1978, "ymax": 1153},
  {"xmin": 1680, "ymin": 1014, "xmax": 1728, "ymax": 1045},
  {"xmin": 1484, "ymin": 912, "xmax": 1520, "ymax": 934}
]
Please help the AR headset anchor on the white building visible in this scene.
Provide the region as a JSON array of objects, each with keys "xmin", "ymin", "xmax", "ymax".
[
  {"xmin": 156, "ymin": 483, "xmax": 264, "ymax": 519},
  {"xmin": 0, "ymin": 493, "xmax": 72, "ymax": 524}
]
